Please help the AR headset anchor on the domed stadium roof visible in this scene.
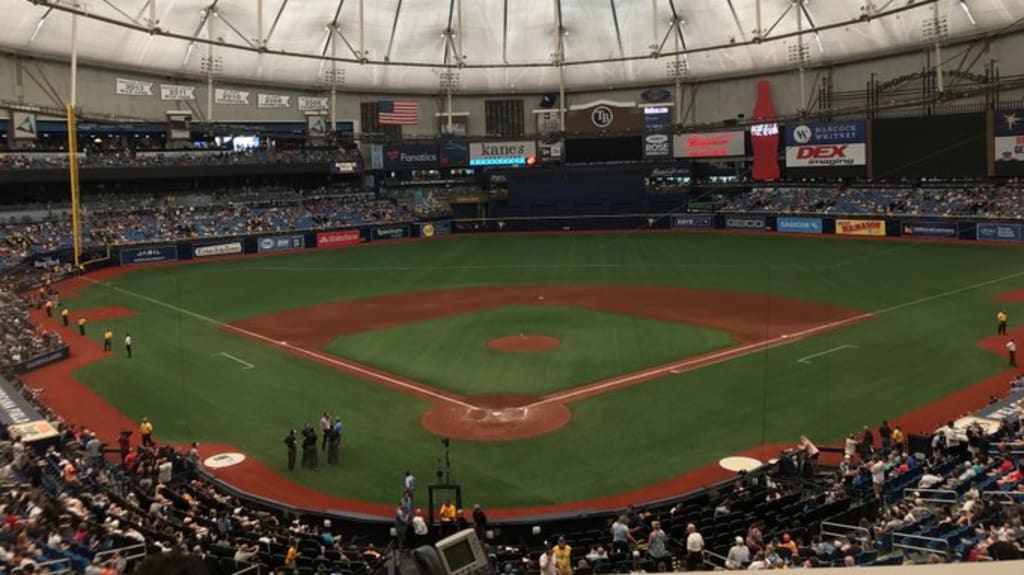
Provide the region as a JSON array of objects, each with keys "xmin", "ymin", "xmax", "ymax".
[{"xmin": 4, "ymin": 0, "xmax": 1022, "ymax": 93}]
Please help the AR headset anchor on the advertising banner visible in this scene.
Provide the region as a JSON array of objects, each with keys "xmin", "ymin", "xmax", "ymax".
[
  {"xmin": 469, "ymin": 141, "xmax": 536, "ymax": 166},
  {"xmin": 440, "ymin": 140, "xmax": 469, "ymax": 167},
  {"xmin": 194, "ymin": 241, "xmax": 243, "ymax": 258},
  {"xmin": 7, "ymin": 420, "xmax": 59, "ymax": 445},
  {"xmin": 785, "ymin": 120, "xmax": 867, "ymax": 168},
  {"xmin": 671, "ymin": 215, "xmax": 713, "ymax": 229},
  {"xmin": 643, "ymin": 106, "xmax": 672, "ymax": 131},
  {"xmin": 215, "ymin": 88, "xmax": 250, "ymax": 105},
  {"xmin": 836, "ymin": 219, "xmax": 886, "ymax": 236},
  {"xmin": 160, "ymin": 84, "xmax": 196, "ymax": 101},
  {"xmin": 371, "ymin": 225, "xmax": 410, "ymax": 241},
  {"xmin": 115, "ymin": 77, "xmax": 154, "ymax": 96},
  {"xmin": 11, "ymin": 346, "xmax": 70, "ymax": 375},
  {"xmin": 257, "ymin": 235, "xmax": 305, "ymax": 253},
  {"xmin": 725, "ymin": 217, "xmax": 766, "ymax": 230},
  {"xmin": 643, "ymin": 133, "xmax": 672, "ymax": 159},
  {"xmin": 0, "ymin": 375, "xmax": 41, "ymax": 425},
  {"xmin": 777, "ymin": 217, "xmax": 823, "ymax": 234},
  {"xmin": 257, "ymin": 94, "xmax": 291, "ymax": 109},
  {"xmin": 317, "ymin": 230, "xmax": 361, "ymax": 248},
  {"xmin": 673, "ymin": 131, "xmax": 745, "ymax": 158},
  {"xmin": 994, "ymin": 110, "xmax": 1024, "ymax": 163},
  {"xmin": 383, "ymin": 143, "xmax": 439, "ymax": 170},
  {"xmin": 298, "ymin": 96, "xmax": 328, "ymax": 112},
  {"xmin": 419, "ymin": 220, "xmax": 452, "ymax": 238},
  {"xmin": 977, "ymin": 223, "xmax": 1023, "ymax": 242},
  {"xmin": 901, "ymin": 221, "xmax": 958, "ymax": 238},
  {"xmin": 120, "ymin": 245, "xmax": 178, "ymax": 265}
]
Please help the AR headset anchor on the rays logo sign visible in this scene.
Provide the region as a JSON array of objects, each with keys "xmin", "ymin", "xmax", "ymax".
[{"xmin": 591, "ymin": 106, "xmax": 614, "ymax": 129}]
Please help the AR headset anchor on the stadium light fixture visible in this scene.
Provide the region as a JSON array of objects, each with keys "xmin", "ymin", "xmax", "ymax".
[{"xmin": 959, "ymin": 1, "xmax": 976, "ymax": 26}]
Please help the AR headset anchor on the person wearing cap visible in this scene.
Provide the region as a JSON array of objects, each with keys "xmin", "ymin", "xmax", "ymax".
[
  {"xmin": 998, "ymin": 310, "xmax": 1009, "ymax": 335},
  {"xmin": 552, "ymin": 537, "xmax": 572, "ymax": 575},
  {"xmin": 139, "ymin": 417, "xmax": 154, "ymax": 447},
  {"xmin": 726, "ymin": 536, "xmax": 751, "ymax": 569}
]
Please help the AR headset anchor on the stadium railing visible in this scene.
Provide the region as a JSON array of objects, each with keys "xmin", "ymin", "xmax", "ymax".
[
  {"xmin": 901, "ymin": 488, "xmax": 959, "ymax": 505},
  {"xmin": 820, "ymin": 521, "xmax": 872, "ymax": 546},
  {"xmin": 93, "ymin": 542, "xmax": 148, "ymax": 565},
  {"xmin": 891, "ymin": 532, "xmax": 951, "ymax": 556},
  {"xmin": 35, "ymin": 557, "xmax": 72, "ymax": 574}
]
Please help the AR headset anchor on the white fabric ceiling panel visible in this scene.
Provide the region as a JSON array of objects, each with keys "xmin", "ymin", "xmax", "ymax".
[{"xmin": 0, "ymin": 0, "xmax": 1019, "ymax": 92}]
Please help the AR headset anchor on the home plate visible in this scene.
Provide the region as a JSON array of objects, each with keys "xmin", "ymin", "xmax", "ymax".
[{"xmin": 719, "ymin": 456, "xmax": 763, "ymax": 472}]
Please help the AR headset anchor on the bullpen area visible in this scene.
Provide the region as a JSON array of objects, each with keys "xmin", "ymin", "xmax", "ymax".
[{"xmin": 26, "ymin": 232, "xmax": 1024, "ymax": 516}]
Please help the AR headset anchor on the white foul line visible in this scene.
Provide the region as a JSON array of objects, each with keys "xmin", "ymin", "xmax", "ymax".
[
  {"xmin": 81, "ymin": 277, "xmax": 476, "ymax": 410},
  {"xmin": 797, "ymin": 345, "xmax": 859, "ymax": 365},
  {"xmin": 534, "ymin": 311, "xmax": 874, "ymax": 406},
  {"xmin": 532, "ymin": 267, "xmax": 1024, "ymax": 407},
  {"xmin": 212, "ymin": 352, "xmax": 255, "ymax": 370}
]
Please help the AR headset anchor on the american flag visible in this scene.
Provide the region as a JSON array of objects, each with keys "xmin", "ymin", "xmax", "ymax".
[{"xmin": 378, "ymin": 100, "xmax": 419, "ymax": 125}]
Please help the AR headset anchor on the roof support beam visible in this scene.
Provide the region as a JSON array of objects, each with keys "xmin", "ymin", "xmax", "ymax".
[
  {"xmin": 256, "ymin": 0, "xmax": 264, "ymax": 48},
  {"xmin": 28, "ymin": 7, "xmax": 54, "ymax": 44},
  {"xmin": 183, "ymin": 1, "xmax": 218, "ymax": 67},
  {"xmin": 666, "ymin": 0, "xmax": 688, "ymax": 51},
  {"xmin": 264, "ymin": 0, "xmax": 289, "ymax": 46},
  {"xmin": 102, "ymin": 0, "xmax": 141, "ymax": 26},
  {"xmin": 213, "ymin": 10, "xmax": 256, "ymax": 49},
  {"xmin": 502, "ymin": 0, "xmax": 509, "ymax": 64},
  {"xmin": 724, "ymin": 0, "xmax": 748, "ymax": 43},
  {"xmin": 609, "ymin": 0, "xmax": 625, "ymax": 58},
  {"xmin": 763, "ymin": 1, "xmax": 795, "ymax": 39},
  {"xmin": 385, "ymin": 0, "xmax": 404, "ymax": 62},
  {"xmin": 443, "ymin": 0, "xmax": 456, "ymax": 65}
]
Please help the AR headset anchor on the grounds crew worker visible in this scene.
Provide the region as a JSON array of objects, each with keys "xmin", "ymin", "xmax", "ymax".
[
  {"xmin": 78, "ymin": 317, "xmax": 86, "ymax": 336},
  {"xmin": 284, "ymin": 430, "xmax": 297, "ymax": 471},
  {"xmin": 1008, "ymin": 339, "xmax": 1017, "ymax": 368},
  {"xmin": 104, "ymin": 329, "xmax": 113, "ymax": 352},
  {"xmin": 45, "ymin": 299, "xmax": 54, "ymax": 317},
  {"xmin": 998, "ymin": 310, "xmax": 1009, "ymax": 335},
  {"xmin": 125, "ymin": 333, "xmax": 133, "ymax": 358},
  {"xmin": 61, "ymin": 307, "xmax": 69, "ymax": 327},
  {"xmin": 139, "ymin": 417, "xmax": 154, "ymax": 447}
]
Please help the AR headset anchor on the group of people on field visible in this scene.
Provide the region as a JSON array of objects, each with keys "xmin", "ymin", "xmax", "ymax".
[{"xmin": 284, "ymin": 412, "xmax": 344, "ymax": 471}]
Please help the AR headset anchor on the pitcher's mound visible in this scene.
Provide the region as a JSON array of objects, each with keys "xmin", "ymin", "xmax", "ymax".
[
  {"xmin": 421, "ymin": 394, "xmax": 571, "ymax": 441},
  {"xmin": 488, "ymin": 335, "xmax": 561, "ymax": 353}
]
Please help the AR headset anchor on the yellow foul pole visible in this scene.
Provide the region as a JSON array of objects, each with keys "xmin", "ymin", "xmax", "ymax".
[
  {"xmin": 66, "ymin": 105, "xmax": 82, "ymax": 269},
  {"xmin": 67, "ymin": 10, "xmax": 82, "ymax": 270}
]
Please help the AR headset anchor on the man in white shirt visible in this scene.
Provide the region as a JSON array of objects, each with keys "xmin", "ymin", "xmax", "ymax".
[
  {"xmin": 539, "ymin": 546, "xmax": 557, "ymax": 575},
  {"xmin": 124, "ymin": 333, "xmax": 132, "ymax": 358},
  {"xmin": 871, "ymin": 457, "xmax": 887, "ymax": 498},
  {"xmin": 685, "ymin": 523, "xmax": 704, "ymax": 571},
  {"xmin": 1007, "ymin": 339, "xmax": 1017, "ymax": 367},
  {"xmin": 725, "ymin": 536, "xmax": 750, "ymax": 569}
]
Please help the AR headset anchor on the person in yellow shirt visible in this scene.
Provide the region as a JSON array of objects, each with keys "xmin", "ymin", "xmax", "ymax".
[
  {"xmin": 998, "ymin": 310, "xmax": 1008, "ymax": 335},
  {"xmin": 892, "ymin": 425, "xmax": 906, "ymax": 453},
  {"xmin": 78, "ymin": 317, "xmax": 87, "ymax": 336},
  {"xmin": 45, "ymin": 300, "xmax": 54, "ymax": 318},
  {"xmin": 439, "ymin": 500, "xmax": 457, "ymax": 535},
  {"xmin": 552, "ymin": 537, "xmax": 572, "ymax": 575},
  {"xmin": 103, "ymin": 329, "xmax": 113, "ymax": 352},
  {"xmin": 139, "ymin": 417, "xmax": 154, "ymax": 447},
  {"xmin": 284, "ymin": 542, "xmax": 298, "ymax": 566},
  {"xmin": 61, "ymin": 307, "xmax": 69, "ymax": 327}
]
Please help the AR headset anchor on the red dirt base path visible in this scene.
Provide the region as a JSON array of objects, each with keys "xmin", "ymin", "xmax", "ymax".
[
  {"xmin": 421, "ymin": 394, "xmax": 572, "ymax": 441},
  {"xmin": 488, "ymin": 335, "xmax": 561, "ymax": 353}
]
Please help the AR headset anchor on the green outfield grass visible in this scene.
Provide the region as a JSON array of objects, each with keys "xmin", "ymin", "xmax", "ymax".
[
  {"xmin": 322, "ymin": 305, "xmax": 735, "ymax": 396},
  {"xmin": 65, "ymin": 233, "xmax": 1024, "ymax": 507}
]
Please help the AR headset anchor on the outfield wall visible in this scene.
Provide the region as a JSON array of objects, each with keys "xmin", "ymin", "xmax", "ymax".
[{"xmin": 91, "ymin": 214, "xmax": 1024, "ymax": 269}]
